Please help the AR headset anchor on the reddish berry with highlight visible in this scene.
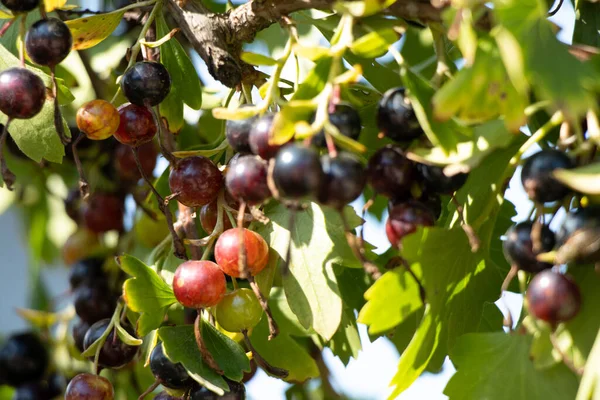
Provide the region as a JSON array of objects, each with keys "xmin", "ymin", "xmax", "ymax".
[
  {"xmin": 215, "ymin": 228, "xmax": 269, "ymax": 278},
  {"xmin": 173, "ymin": 260, "xmax": 227, "ymax": 308},
  {"xmin": 76, "ymin": 100, "xmax": 120, "ymax": 140},
  {"xmin": 113, "ymin": 103, "xmax": 157, "ymax": 147}
]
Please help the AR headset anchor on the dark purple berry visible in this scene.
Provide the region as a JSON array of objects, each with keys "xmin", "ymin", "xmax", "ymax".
[
  {"xmin": 69, "ymin": 258, "xmax": 106, "ymax": 290},
  {"xmin": 1, "ymin": 0, "xmax": 39, "ymax": 12},
  {"xmin": 377, "ymin": 87, "xmax": 423, "ymax": 142},
  {"xmin": 82, "ymin": 193, "xmax": 125, "ymax": 233},
  {"xmin": 503, "ymin": 222, "xmax": 555, "ymax": 273},
  {"xmin": 521, "ymin": 149, "xmax": 574, "ymax": 203},
  {"xmin": 556, "ymin": 206, "xmax": 600, "ymax": 264},
  {"xmin": 557, "ymin": 206, "xmax": 600, "ymax": 245},
  {"xmin": 273, "ymin": 144, "xmax": 324, "ymax": 200},
  {"xmin": 527, "ymin": 270, "xmax": 581, "ymax": 325},
  {"xmin": 0, "ymin": 68, "xmax": 45, "ymax": 119},
  {"xmin": 367, "ymin": 145, "xmax": 415, "ymax": 198},
  {"xmin": 121, "ymin": 61, "xmax": 171, "ymax": 107},
  {"xmin": 311, "ymin": 102, "xmax": 361, "ymax": 148},
  {"xmin": 0, "ymin": 333, "xmax": 48, "ymax": 386},
  {"xmin": 318, "ymin": 152, "xmax": 366, "ymax": 209},
  {"xmin": 225, "ymin": 155, "xmax": 271, "ymax": 205},
  {"xmin": 25, "ymin": 18, "xmax": 73, "ymax": 67},
  {"xmin": 74, "ymin": 282, "xmax": 118, "ymax": 324},
  {"xmin": 226, "ymin": 113, "xmax": 257, "ymax": 153},
  {"xmin": 149, "ymin": 343, "xmax": 192, "ymax": 390},
  {"xmin": 417, "ymin": 163, "xmax": 468, "ymax": 195},
  {"xmin": 249, "ymin": 114, "xmax": 286, "ymax": 159},
  {"xmin": 83, "ymin": 319, "xmax": 138, "ymax": 369},
  {"xmin": 169, "ymin": 156, "xmax": 223, "ymax": 208},
  {"xmin": 386, "ymin": 201, "xmax": 435, "ymax": 247},
  {"xmin": 72, "ymin": 320, "xmax": 90, "ymax": 353}
]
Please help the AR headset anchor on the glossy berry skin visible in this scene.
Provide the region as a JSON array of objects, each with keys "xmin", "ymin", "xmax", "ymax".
[
  {"xmin": 83, "ymin": 319, "xmax": 139, "ymax": 369},
  {"xmin": 377, "ymin": 87, "xmax": 423, "ymax": 142},
  {"xmin": 65, "ymin": 373, "xmax": 114, "ymax": 400},
  {"xmin": 273, "ymin": 144, "xmax": 324, "ymax": 200},
  {"xmin": 74, "ymin": 282, "xmax": 118, "ymax": 324},
  {"xmin": 226, "ymin": 115, "xmax": 257, "ymax": 153},
  {"xmin": 113, "ymin": 103, "xmax": 157, "ymax": 147},
  {"xmin": 189, "ymin": 379, "xmax": 245, "ymax": 400},
  {"xmin": 526, "ymin": 270, "xmax": 581, "ymax": 325},
  {"xmin": 216, "ymin": 289, "xmax": 263, "ymax": 332},
  {"xmin": 391, "ymin": 191, "xmax": 442, "ymax": 220},
  {"xmin": 225, "ymin": 155, "xmax": 271, "ymax": 205},
  {"xmin": 386, "ymin": 201, "xmax": 435, "ymax": 247},
  {"xmin": 82, "ymin": 193, "xmax": 125, "ymax": 233},
  {"xmin": 62, "ymin": 229, "xmax": 100, "ymax": 265},
  {"xmin": 69, "ymin": 257, "xmax": 106, "ymax": 290},
  {"xmin": 521, "ymin": 150, "xmax": 574, "ymax": 203},
  {"xmin": 76, "ymin": 100, "xmax": 120, "ymax": 140},
  {"xmin": 319, "ymin": 152, "xmax": 366, "ymax": 209},
  {"xmin": 72, "ymin": 320, "xmax": 90, "ymax": 353},
  {"xmin": 1, "ymin": 0, "xmax": 39, "ymax": 12},
  {"xmin": 121, "ymin": 62, "xmax": 171, "ymax": 107},
  {"xmin": 173, "ymin": 261, "xmax": 226, "ymax": 308},
  {"xmin": 0, "ymin": 333, "xmax": 47, "ymax": 386},
  {"xmin": 557, "ymin": 206, "xmax": 600, "ymax": 245},
  {"xmin": 200, "ymin": 200, "xmax": 234, "ymax": 234},
  {"xmin": 114, "ymin": 141, "xmax": 157, "ymax": 182},
  {"xmin": 249, "ymin": 114, "xmax": 285, "ymax": 159},
  {"xmin": 149, "ymin": 343, "xmax": 192, "ymax": 390},
  {"xmin": 417, "ymin": 164, "xmax": 468, "ymax": 195},
  {"xmin": 503, "ymin": 222, "xmax": 555, "ymax": 273},
  {"xmin": 0, "ymin": 68, "xmax": 45, "ymax": 119},
  {"xmin": 556, "ymin": 206, "xmax": 600, "ymax": 264},
  {"xmin": 169, "ymin": 156, "xmax": 223, "ymax": 208},
  {"xmin": 25, "ymin": 18, "xmax": 73, "ymax": 67},
  {"xmin": 311, "ymin": 102, "xmax": 362, "ymax": 148},
  {"xmin": 367, "ymin": 145, "xmax": 415, "ymax": 198},
  {"xmin": 215, "ymin": 228, "xmax": 269, "ymax": 278}
]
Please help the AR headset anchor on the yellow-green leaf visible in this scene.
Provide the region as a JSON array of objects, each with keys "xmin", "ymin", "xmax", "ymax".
[
  {"xmin": 240, "ymin": 51, "xmax": 277, "ymax": 66},
  {"xmin": 45, "ymin": 0, "xmax": 68, "ymax": 12},
  {"xmin": 66, "ymin": 10, "xmax": 125, "ymax": 50},
  {"xmin": 553, "ymin": 163, "xmax": 600, "ymax": 195},
  {"xmin": 350, "ymin": 28, "xmax": 399, "ymax": 58}
]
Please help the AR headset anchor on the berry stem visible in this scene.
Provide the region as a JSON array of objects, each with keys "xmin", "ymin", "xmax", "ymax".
[
  {"xmin": 71, "ymin": 133, "xmax": 89, "ymax": 200},
  {"xmin": 193, "ymin": 313, "xmax": 223, "ymax": 374},
  {"xmin": 500, "ymin": 265, "xmax": 518, "ymax": 331},
  {"xmin": 231, "ymin": 277, "xmax": 239, "ymax": 290},
  {"xmin": 50, "ymin": 67, "xmax": 71, "ymax": 145},
  {"xmin": 132, "ymin": 147, "xmax": 188, "ymax": 260},
  {"xmin": 137, "ymin": 380, "xmax": 159, "ymax": 400},
  {"xmin": 237, "ymin": 201, "xmax": 250, "ymax": 279},
  {"xmin": 149, "ymin": 105, "xmax": 178, "ymax": 165},
  {"xmin": 549, "ymin": 332, "xmax": 584, "ymax": 375},
  {"xmin": 248, "ymin": 277, "xmax": 279, "ymax": 340},
  {"xmin": 241, "ymin": 329, "xmax": 288, "ymax": 378},
  {"xmin": 132, "ymin": 190, "xmax": 158, "ymax": 220},
  {"xmin": 178, "ymin": 203, "xmax": 202, "ymax": 260},
  {"xmin": 18, "ymin": 15, "xmax": 25, "ymax": 68},
  {"xmin": 0, "ymin": 17, "xmax": 17, "ymax": 39},
  {"xmin": 451, "ymin": 196, "xmax": 480, "ymax": 252},
  {"xmin": 0, "ymin": 120, "xmax": 16, "ymax": 190}
]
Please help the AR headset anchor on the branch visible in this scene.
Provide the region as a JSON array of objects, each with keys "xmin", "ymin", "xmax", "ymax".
[{"xmin": 168, "ymin": 0, "xmax": 445, "ymax": 87}]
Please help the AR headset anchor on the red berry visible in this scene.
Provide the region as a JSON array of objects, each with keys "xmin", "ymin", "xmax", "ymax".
[
  {"xmin": 65, "ymin": 373, "xmax": 114, "ymax": 400},
  {"xmin": 76, "ymin": 100, "xmax": 120, "ymax": 140},
  {"xmin": 168, "ymin": 156, "xmax": 223, "ymax": 208},
  {"xmin": 214, "ymin": 228, "xmax": 269, "ymax": 278},
  {"xmin": 526, "ymin": 270, "xmax": 581, "ymax": 325},
  {"xmin": 113, "ymin": 103, "xmax": 157, "ymax": 147},
  {"xmin": 386, "ymin": 201, "xmax": 435, "ymax": 247},
  {"xmin": 173, "ymin": 261, "xmax": 226, "ymax": 308},
  {"xmin": 82, "ymin": 193, "xmax": 125, "ymax": 233},
  {"xmin": 113, "ymin": 141, "xmax": 157, "ymax": 182}
]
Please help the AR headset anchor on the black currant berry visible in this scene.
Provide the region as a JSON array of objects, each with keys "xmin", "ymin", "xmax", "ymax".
[
  {"xmin": 386, "ymin": 201, "xmax": 435, "ymax": 248},
  {"xmin": 69, "ymin": 258, "xmax": 106, "ymax": 290},
  {"xmin": 391, "ymin": 191, "xmax": 442, "ymax": 220},
  {"xmin": 311, "ymin": 102, "xmax": 361, "ymax": 148},
  {"xmin": 0, "ymin": 68, "xmax": 45, "ymax": 119},
  {"xmin": 83, "ymin": 319, "xmax": 139, "ymax": 369},
  {"xmin": 82, "ymin": 193, "xmax": 125, "ymax": 233},
  {"xmin": 377, "ymin": 87, "xmax": 423, "ymax": 142},
  {"xmin": 557, "ymin": 206, "xmax": 600, "ymax": 245},
  {"xmin": 121, "ymin": 62, "xmax": 171, "ymax": 107},
  {"xmin": 367, "ymin": 145, "xmax": 415, "ymax": 198},
  {"xmin": 556, "ymin": 206, "xmax": 600, "ymax": 264},
  {"xmin": 169, "ymin": 156, "xmax": 223, "ymax": 208},
  {"xmin": 526, "ymin": 270, "xmax": 581, "ymax": 325},
  {"xmin": 154, "ymin": 391, "xmax": 181, "ymax": 400},
  {"xmin": 225, "ymin": 155, "xmax": 271, "ymax": 205},
  {"xmin": 273, "ymin": 144, "xmax": 324, "ymax": 200},
  {"xmin": 25, "ymin": 18, "xmax": 73, "ymax": 67},
  {"xmin": 72, "ymin": 320, "xmax": 90, "ymax": 353},
  {"xmin": 318, "ymin": 152, "xmax": 366, "ymax": 209},
  {"xmin": 149, "ymin": 343, "xmax": 192, "ymax": 390},
  {"xmin": 521, "ymin": 149, "xmax": 574, "ymax": 203},
  {"xmin": 74, "ymin": 282, "xmax": 118, "ymax": 325},
  {"xmin": 1, "ymin": 0, "xmax": 39, "ymax": 12},
  {"xmin": 65, "ymin": 373, "xmax": 114, "ymax": 400},
  {"xmin": 249, "ymin": 114, "xmax": 286, "ymax": 160},
  {"xmin": 417, "ymin": 163, "xmax": 468, "ymax": 195},
  {"xmin": 0, "ymin": 333, "xmax": 48, "ymax": 386},
  {"xmin": 13, "ymin": 381, "xmax": 54, "ymax": 400},
  {"xmin": 189, "ymin": 379, "xmax": 245, "ymax": 399},
  {"xmin": 503, "ymin": 222, "xmax": 555, "ymax": 273},
  {"xmin": 114, "ymin": 141, "xmax": 158, "ymax": 182},
  {"xmin": 226, "ymin": 113, "xmax": 257, "ymax": 153}
]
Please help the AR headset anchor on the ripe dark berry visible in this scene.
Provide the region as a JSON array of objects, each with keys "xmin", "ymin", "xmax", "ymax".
[
  {"xmin": 216, "ymin": 289, "xmax": 263, "ymax": 332},
  {"xmin": 83, "ymin": 319, "xmax": 139, "ymax": 369},
  {"xmin": 226, "ymin": 114, "xmax": 257, "ymax": 153},
  {"xmin": 557, "ymin": 206, "xmax": 600, "ymax": 245},
  {"xmin": 64, "ymin": 188, "xmax": 82, "ymax": 222},
  {"xmin": 0, "ymin": 68, "xmax": 45, "ymax": 119},
  {"xmin": 249, "ymin": 114, "xmax": 285, "ymax": 159},
  {"xmin": 556, "ymin": 206, "xmax": 600, "ymax": 264},
  {"xmin": 215, "ymin": 228, "xmax": 269, "ymax": 278},
  {"xmin": 503, "ymin": 222, "xmax": 556, "ymax": 273},
  {"xmin": 391, "ymin": 191, "xmax": 442, "ymax": 220},
  {"xmin": 13, "ymin": 381, "xmax": 55, "ymax": 400},
  {"xmin": 25, "ymin": 18, "xmax": 73, "ymax": 67},
  {"xmin": 318, "ymin": 152, "xmax": 366, "ymax": 209},
  {"xmin": 225, "ymin": 155, "xmax": 271, "ymax": 205},
  {"xmin": 273, "ymin": 144, "xmax": 324, "ymax": 200},
  {"xmin": 377, "ymin": 87, "xmax": 423, "ymax": 142},
  {"xmin": 189, "ymin": 379, "xmax": 245, "ymax": 399},
  {"xmin": 1, "ymin": 0, "xmax": 39, "ymax": 12},
  {"xmin": 367, "ymin": 145, "xmax": 415, "ymax": 198},
  {"xmin": 69, "ymin": 257, "xmax": 106, "ymax": 290},
  {"xmin": 169, "ymin": 156, "xmax": 223, "ymax": 208},
  {"xmin": 74, "ymin": 282, "xmax": 118, "ymax": 324},
  {"xmin": 113, "ymin": 103, "xmax": 157, "ymax": 147},
  {"xmin": 311, "ymin": 102, "xmax": 361, "ymax": 148},
  {"xmin": 200, "ymin": 200, "xmax": 234, "ymax": 234},
  {"xmin": 386, "ymin": 201, "xmax": 435, "ymax": 247},
  {"xmin": 173, "ymin": 261, "xmax": 226, "ymax": 308},
  {"xmin": 417, "ymin": 163, "xmax": 468, "ymax": 195},
  {"xmin": 0, "ymin": 333, "xmax": 48, "ymax": 386},
  {"xmin": 76, "ymin": 100, "xmax": 120, "ymax": 140},
  {"xmin": 121, "ymin": 62, "xmax": 171, "ymax": 107},
  {"xmin": 65, "ymin": 373, "xmax": 114, "ymax": 400},
  {"xmin": 72, "ymin": 320, "xmax": 90, "ymax": 353},
  {"xmin": 526, "ymin": 270, "xmax": 581, "ymax": 325},
  {"xmin": 149, "ymin": 343, "xmax": 192, "ymax": 390},
  {"xmin": 82, "ymin": 193, "xmax": 125, "ymax": 233},
  {"xmin": 521, "ymin": 149, "xmax": 574, "ymax": 203},
  {"xmin": 114, "ymin": 141, "xmax": 157, "ymax": 182}
]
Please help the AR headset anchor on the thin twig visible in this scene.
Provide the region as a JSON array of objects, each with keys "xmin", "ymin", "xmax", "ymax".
[
  {"xmin": 340, "ymin": 210, "xmax": 381, "ymax": 280},
  {"xmin": 241, "ymin": 330, "xmax": 288, "ymax": 378},
  {"xmin": 237, "ymin": 201, "xmax": 250, "ymax": 279},
  {"xmin": 149, "ymin": 105, "xmax": 178, "ymax": 165},
  {"xmin": 71, "ymin": 134, "xmax": 89, "ymax": 200},
  {"xmin": 138, "ymin": 380, "xmax": 159, "ymax": 400},
  {"xmin": 194, "ymin": 313, "xmax": 223, "ymax": 374},
  {"xmin": 248, "ymin": 277, "xmax": 279, "ymax": 340},
  {"xmin": 451, "ymin": 196, "xmax": 480, "ymax": 252},
  {"xmin": 550, "ymin": 332, "xmax": 584, "ymax": 375},
  {"xmin": 0, "ymin": 121, "xmax": 16, "ymax": 190},
  {"xmin": 0, "ymin": 17, "xmax": 16, "ymax": 38},
  {"xmin": 500, "ymin": 265, "xmax": 518, "ymax": 331},
  {"xmin": 179, "ymin": 203, "xmax": 202, "ymax": 259}
]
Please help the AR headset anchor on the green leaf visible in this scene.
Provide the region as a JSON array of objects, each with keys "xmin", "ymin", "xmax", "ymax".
[
  {"xmin": 291, "ymin": 57, "xmax": 333, "ymax": 100},
  {"xmin": 334, "ymin": 0, "xmax": 398, "ymax": 17},
  {"xmin": 350, "ymin": 28, "xmax": 399, "ymax": 58},
  {"xmin": 328, "ymin": 307, "xmax": 362, "ymax": 365},
  {"xmin": 270, "ymin": 101, "xmax": 315, "ymax": 145},
  {"xmin": 445, "ymin": 332, "xmax": 579, "ymax": 400},
  {"xmin": 553, "ymin": 163, "xmax": 600, "ymax": 195},
  {"xmin": 156, "ymin": 14, "xmax": 202, "ymax": 110},
  {"xmin": 159, "ymin": 86, "xmax": 185, "ymax": 133},
  {"xmin": 159, "ymin": 325, "xmax": 228, "ymax": 394},
  {"xmin": 573, "ymin": 0, "xmax": 600, "ymax": 47},
  {"xmin": 201, "ymin": 321, "xmax": 251, "ymax": 381},
  {"xmin": 15, "ymin": 308, "xmax": 57, "ymax": 328},
  {"xmin": 240, "ymin": 51, "xmax": 278, "ymax": 66},
  {"xmin": 66, "ymin": 10, "xmax": 126, "ymax": 50},
  {"xmin": 119, "ymin": 254, "xmax": 177, "ymax": 336},
  {"xmin": 358, "ymin": 267, "xmax": 424, "ymax": 335},
  {"xmin": 249, "ymin": 288, "xmax": 319, "ymax": 382},
  {"xmin": 115, "ymin": 323, "xmax": 143, "ymax": 347},
  {"xmin": 577, "ymin": 328, "xmax": 600, "ymax": 400},
  {"xmin": 256, "ymin": 203, "xmax": 362, "ymax": 340}
]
